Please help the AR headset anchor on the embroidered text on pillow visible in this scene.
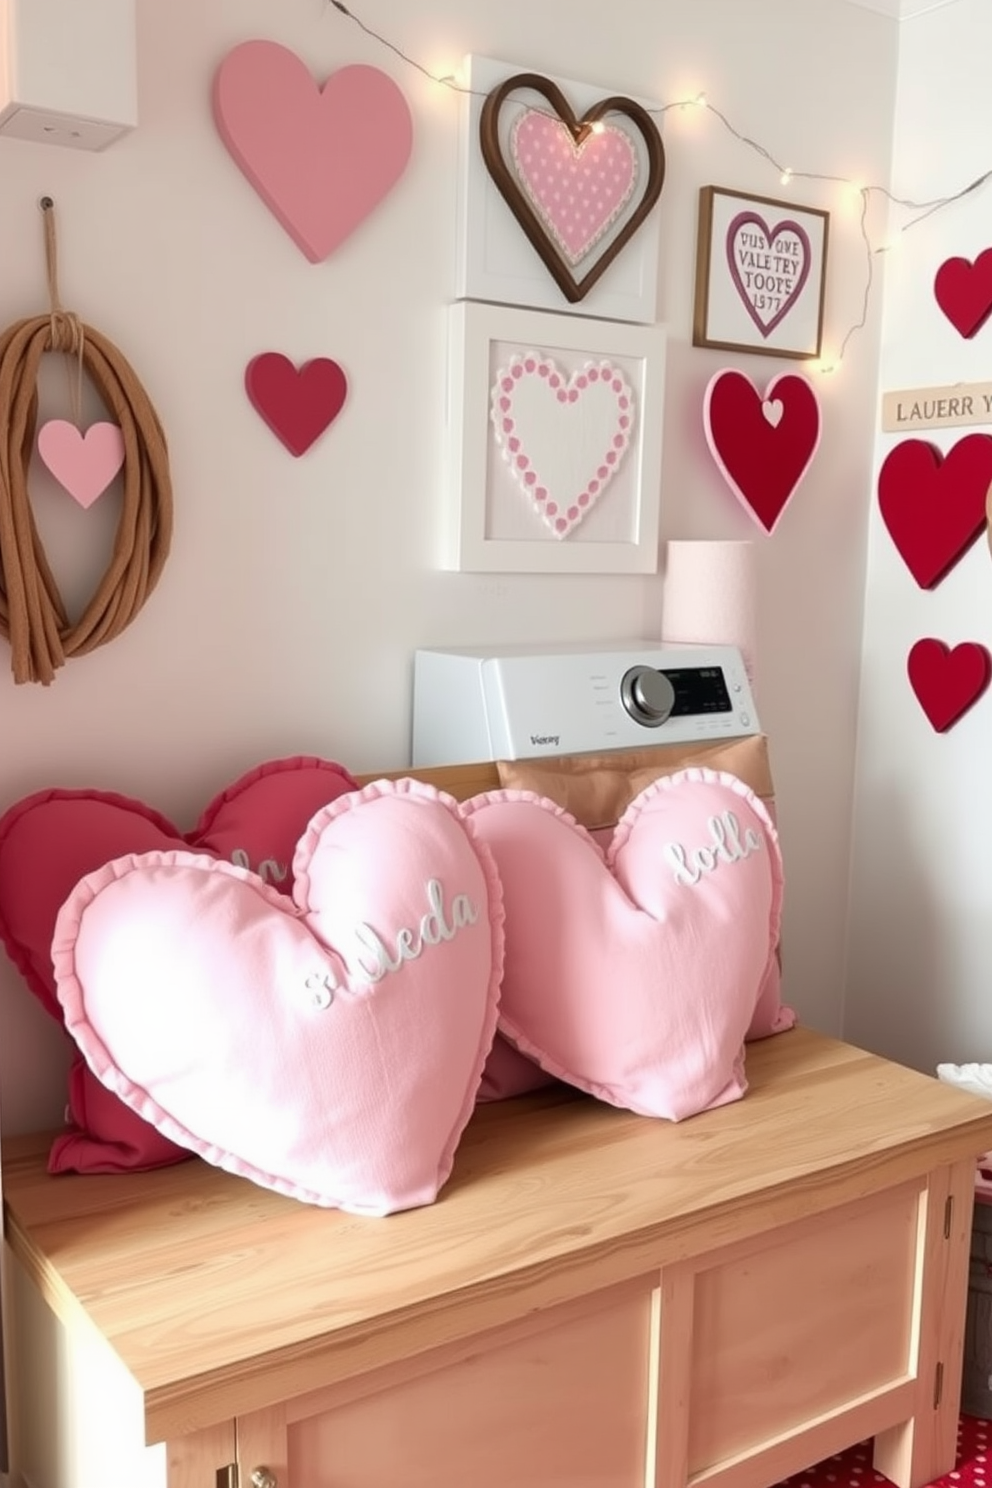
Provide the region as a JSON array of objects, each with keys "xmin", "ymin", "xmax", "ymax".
[
  {"xmin": 351, "ymin": 878, "xmax": 480, "ymax": 985},
  {"xmin": 666, "ymin": 811, "xmax": 764, "ymax": 888},
  {"xmin": 230, "ymin": 848, "xmax": 288, "ymax": 884},
  {"xmin": 305, "ymin": 971, "xmax": 340, "ymax": 1010}
]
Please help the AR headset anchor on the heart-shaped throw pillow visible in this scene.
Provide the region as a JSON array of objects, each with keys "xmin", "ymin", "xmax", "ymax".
[
  {"xmin": 463, "ymin": 769, "xmax": 783, "ymax": 1119},
  {"xmin": 0, "ymin": 757, "xmax": 360, "ymax": 1173},
  {"xmin": 52, "ymin": 780, "xmax": 504, "ymax": 1215}
]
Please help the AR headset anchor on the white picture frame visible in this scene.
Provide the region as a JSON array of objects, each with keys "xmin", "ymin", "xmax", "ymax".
[
  {"xmin": 455, "ymin": 54, "xmax": 664, "ymax": 326},
  {"xmin": 444, "ymin": 302, "xmax": 667, "ymax": 574}
]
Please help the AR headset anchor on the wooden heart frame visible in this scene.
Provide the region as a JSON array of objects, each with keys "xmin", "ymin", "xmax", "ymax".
[{"xmin": 479, "ymin": 72, "xmax": 666, "ymax": 305}]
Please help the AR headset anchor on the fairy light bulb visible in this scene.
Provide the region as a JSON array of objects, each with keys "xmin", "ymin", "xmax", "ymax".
[{"xmin": 327, "ymin": 1, "xmax": 981, "ymax": 371}]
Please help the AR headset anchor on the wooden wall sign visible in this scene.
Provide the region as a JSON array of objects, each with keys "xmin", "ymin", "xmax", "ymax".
[{"xmin": 881, "ymin": 380, "xmax": 992, "ymax": 433}]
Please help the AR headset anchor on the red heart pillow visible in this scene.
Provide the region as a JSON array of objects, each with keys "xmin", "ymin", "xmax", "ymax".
[{"xmin": 0, "ymin": 757, "xmax": 360, "ymax": 1173}]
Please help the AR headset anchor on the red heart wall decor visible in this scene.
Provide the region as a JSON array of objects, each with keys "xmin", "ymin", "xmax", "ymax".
[
  {"xmin": 877, "ymin": 433, "xmax": 992, "ymax": 588},
  {"xmin": 934, "ymin": 248, "xmax": 992, "ymax": 339},
  {"xmin": 907, "ymin": 638, "xmax": 992, "ymax": 732},
  {"xmin": 703, "ymin": 369, "xmax": 821, "ymax": 534},
  {"xmin": 245, "ymin": 353, "xmax": 348, "ymax": 456},
  {"xmin": 213, "ymin": 41, "xmax": 413, "ymax": 263}
]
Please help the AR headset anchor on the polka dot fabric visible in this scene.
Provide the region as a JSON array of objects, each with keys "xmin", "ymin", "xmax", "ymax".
[{"xmin": 773, "ymin": 1415, "xmax": 991, "ymax": 1488}]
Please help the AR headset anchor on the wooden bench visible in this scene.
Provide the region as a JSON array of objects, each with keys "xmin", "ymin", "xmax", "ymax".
[{"xmin": 5, "ymin": 762, "xmax": 992, "ymax": 1488}]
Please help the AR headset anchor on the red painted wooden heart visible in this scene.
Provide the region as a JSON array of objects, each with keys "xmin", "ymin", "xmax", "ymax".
[
  {"xmin": 703, "ymin": 370, "xmax": 821, "ymax": 534},
  {"xmin": 877, "ymin": 434, "xmax": 992, "ymax": 588},
  {"xmin": 907, "ymin": 638, "xmax": 992, "ymax": 732},
  {"xmin": 245, "ymin": 353, "xmax": 348, "ymax": 456},
  {"xmin": 934, "ymin": 248, "xmax": 992, "ymax": 339}
]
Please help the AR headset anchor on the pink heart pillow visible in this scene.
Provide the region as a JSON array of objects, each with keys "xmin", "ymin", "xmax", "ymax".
[
  {"xmin": 464, "ymin": 769, "xmax": 784, "ymax": 1119},
  {"xmin": 0, "ymin": 757, "xmax": 360, "ymax": 1172},
  {"xmin": 53, "ymin": 780, "xmax": 504, "ymax": 1214}
]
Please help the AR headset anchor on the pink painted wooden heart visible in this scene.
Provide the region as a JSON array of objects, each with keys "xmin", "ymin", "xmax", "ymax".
[
  {"xmin": 490, "ymin": 351, "xmax": 635, "ymax": 538},
  {"xmin": 510, "ymin": 109, "xmax": 638, "ymax": 266},
  {"xmin": 704, "ymin": 370, "xmax": 821, "ymax": 534},
  {"xmin": 52, "ymin": 781, "xmax": 504, "ymax": 1215},
  {"xmin": 213, "ymin": 40, "xmax": 413, "ymax": 263},
  {"xmin": 37, "ymin": 420, "xmax": 125, "ymax": 508},
  {"xmin": 245, "ymin": 353, "xmax": 347, "ymax": 456},
  {"xmin": 464, "ymin": 770, "xmax": 783, "ymax": 1119},
  {"xmin": 726, "ymin": 210, "xmax": 812, "ymax": 337}
]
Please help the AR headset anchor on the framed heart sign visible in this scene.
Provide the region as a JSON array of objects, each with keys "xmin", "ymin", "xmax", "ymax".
[
  {"xmin": 479, "ymin": 72, "xmax": 665, "ymax": 306},
  {"xmin": 445, "ymin": 301, "xmax": 666, "ymax": 574},
  {"xmin": 694, "ymin": 186, "xmax": 830, "ymax": 359},
  {"xmin": 456, "ymin": 55, "xmax": 665, "ymax": 325}
]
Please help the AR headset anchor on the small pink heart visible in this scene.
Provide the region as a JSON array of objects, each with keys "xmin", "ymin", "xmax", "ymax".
[{"xmin": 37, "ymin": 420, "xmax": 126, "ymax": 509}]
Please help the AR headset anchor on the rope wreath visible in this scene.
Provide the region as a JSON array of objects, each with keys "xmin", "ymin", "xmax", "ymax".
[{"xmin": 0, "ymin": 199, "xmax": 173, "ymax": 686}]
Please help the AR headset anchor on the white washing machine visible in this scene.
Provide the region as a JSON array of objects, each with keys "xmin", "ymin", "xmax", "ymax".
[{"xmin": 411, "ymin": 640, "xmax": 760, "ymax": 767}]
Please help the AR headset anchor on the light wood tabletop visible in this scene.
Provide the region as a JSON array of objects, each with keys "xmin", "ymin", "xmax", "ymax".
[{"xmin": 6, "ymin": 1025, "xmax": 992, "ymax": 1443}]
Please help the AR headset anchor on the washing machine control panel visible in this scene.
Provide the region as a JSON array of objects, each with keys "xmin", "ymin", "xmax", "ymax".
[{"xmin": 412, "ymin": 642, "xmax": 760, "ymax": 766}]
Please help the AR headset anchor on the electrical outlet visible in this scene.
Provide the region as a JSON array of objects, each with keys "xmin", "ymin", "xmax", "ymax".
[{"xmin": 0, "ymin": 105, "xmax": 128, "ymax": 151}]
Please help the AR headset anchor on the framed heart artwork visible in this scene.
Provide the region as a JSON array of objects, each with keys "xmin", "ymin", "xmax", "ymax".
[
  {"xmin": 693, "ymin": 185, "xmax": 830, "ymax": 359},
  {"xmin": 444, "ymin": 302, "xmax": 666, "ymax": 573},
  {"xmin": 455, "ymin": 55, "xmax": 665, "ymax": 325}
]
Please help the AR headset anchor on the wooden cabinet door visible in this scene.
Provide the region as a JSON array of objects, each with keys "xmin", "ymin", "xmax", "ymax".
[{"xmin": 249, "ymin": 1280, "xmax": 656, "ymax": 1488}]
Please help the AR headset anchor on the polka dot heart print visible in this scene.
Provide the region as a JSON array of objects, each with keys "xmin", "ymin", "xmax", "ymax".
[{"xmin": 771, "ymin": 1415, "xmax": 991, "ymax": 1488}]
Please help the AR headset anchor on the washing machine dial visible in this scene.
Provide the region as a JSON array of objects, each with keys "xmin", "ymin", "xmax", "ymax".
[{"xmin": 619, "ymin": 665, "xmax": 676, "ymax": 728}]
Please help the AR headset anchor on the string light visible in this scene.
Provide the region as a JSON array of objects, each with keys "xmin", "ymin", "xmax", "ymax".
[{"xmin": 326, "ymin": 0, "xmax": 992, "ymax": 371}]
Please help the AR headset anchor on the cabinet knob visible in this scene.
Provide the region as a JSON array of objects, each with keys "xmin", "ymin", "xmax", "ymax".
[{"xmin": 251, "ymin": 1471, "xmax": 278, "ymax": 1488}]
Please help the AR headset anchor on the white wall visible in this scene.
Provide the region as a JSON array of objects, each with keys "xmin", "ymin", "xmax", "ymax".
[
  {"xmin": 845, "ymin": 0, "xmax": 992, "ymax": 1072},
  {"xmin": 0, "ymin": 0, "xmax": 897, "ymax": 1134}
]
